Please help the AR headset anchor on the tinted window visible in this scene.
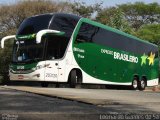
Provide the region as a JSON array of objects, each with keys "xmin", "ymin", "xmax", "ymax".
[
  {"xmin": 12, "ymin": 39, "xmax": 45, "ymax": 63},
  {"xmin": 76, "ymin": 22, "xmax": 158, "ymax": 56},
  {"xmin": 45, "ymin": 35, "xmax": 69, "ymax": 60},
  {"xmin": 17, "ymin": 14, "xmax": 52, "ymax": 35},
  {"xmin": 49, "ymin": 14, "xmax": 80, "ymax": 38}
]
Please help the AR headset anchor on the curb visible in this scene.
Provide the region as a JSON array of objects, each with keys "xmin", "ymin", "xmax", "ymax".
[{"xmin": 145, "ymin": 85, "xmax": 160, "ymax": 92}]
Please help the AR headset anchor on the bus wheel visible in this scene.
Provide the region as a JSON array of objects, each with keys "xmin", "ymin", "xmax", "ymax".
[
  {"xmin": 55, "ymin": 83, "xmax": 60, "ymax": 88},
  {"xmin": 138, "ymin": 78, "xmax": 146, "ymax": 91},
  {"xmin": 41, "ymin": 82, "xmax": 48, "ymax": 87},
  {"xmin": 69, "ymin": 70, "xmax": 77, "ymax": 88},
  {"xmin": 132, "ymin": 78, "xmax": 138, "ymax": 90}
]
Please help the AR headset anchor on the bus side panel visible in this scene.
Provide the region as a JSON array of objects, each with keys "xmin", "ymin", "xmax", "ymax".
[{"xmin": 71, "ymin": 19, "xmax": 159, "ymax": 86}]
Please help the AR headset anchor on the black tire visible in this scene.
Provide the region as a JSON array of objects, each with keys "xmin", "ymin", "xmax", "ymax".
[
  {"xmin": 55, "ymin": 83, "xmax": 60, "ymax": 88},
  {"xmin": 132, "ymin": 78, "xmax": 138, "ymax": 90},
  {"xmin": 138, "ymin": 78, "xmax": 146, "ymax": 91},
  {"xmin": 41, "ymin": 82, "xmax": 48, "ymax": 87},
  {"xmin": 69, "ymin": 70, "xmax": 77, "ymax": 88}
]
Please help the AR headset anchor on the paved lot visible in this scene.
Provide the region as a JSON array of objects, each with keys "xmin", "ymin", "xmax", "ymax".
[
  {"xmin": 0, "ymin": 86, "xmax": 160, "ymax": 120},
  {"xmin": 0, "ymin": 87, "xmax": 105, "ymax": 120}
]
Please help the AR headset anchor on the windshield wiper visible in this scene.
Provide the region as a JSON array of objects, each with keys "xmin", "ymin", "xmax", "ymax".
[{"xmin": 16, "ymin": 41, "xmax": 20, "ymax": 52}]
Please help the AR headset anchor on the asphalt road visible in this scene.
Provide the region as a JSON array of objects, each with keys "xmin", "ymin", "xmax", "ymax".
[
  {"xmin": 0, "ymin": 86, "xmax": 160, "ymax": 120},
  {"xmin": 0, "ymin": 87, "xmax": 105, "ymax": 120}
]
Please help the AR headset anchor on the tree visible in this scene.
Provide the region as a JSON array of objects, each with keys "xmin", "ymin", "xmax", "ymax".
[
  {"xmin": 0, "ymin": 40, "xmax": 13, "ymax": 84},
  {"xmin": 0, "ymin": 0, "xmax": 69, "ymax": 35},
  {"xmin": 96, "ymin": 7, "xmax": 134, "ymax": 34},
  {"xmin": 135, "ymin": 24, "xmax": 160, "ymax": 45},
  {"xmin": 69, "ymin": 1, "xmax": 102, "ymax": 18},
  {"xmin": 118, "ymin": 2, "xmax": 160, "ymax": 30}
]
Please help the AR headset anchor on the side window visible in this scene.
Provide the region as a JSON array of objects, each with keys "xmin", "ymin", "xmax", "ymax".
[
  {"xmin": 49, "ymin": 16, "xmax": 79, "ymax": 38},
  {"xmin": 45, "ymin": 35, "xmax": 69, "ymax": 60},
  {"xmin": 75, "ymin": 22, "xmax": 158, "ymax": 55},
  {"xmin": 75, "ymin": 23, "xmax": 99, "ymax": 43}
]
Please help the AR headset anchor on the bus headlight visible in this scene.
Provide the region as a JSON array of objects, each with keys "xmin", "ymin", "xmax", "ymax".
[
  {"xmin": 32, "ymin": 68, "xmax": 36, "ymax": 71},
  {"xmin": 36, "ymin": 65, "xmax": 43, "ymax": 70},
  {"xmin": 32, "ymin": 64, "xmax": 50, "ymax": 71},
  {"xmin": 32, "ymin": 65, "xmax": 42, "ymax": 71}
]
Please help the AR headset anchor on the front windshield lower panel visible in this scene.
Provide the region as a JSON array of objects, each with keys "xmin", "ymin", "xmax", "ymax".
[{"xmin": 12, "ymin": 39, "xmax": 45, "ymax": 64}]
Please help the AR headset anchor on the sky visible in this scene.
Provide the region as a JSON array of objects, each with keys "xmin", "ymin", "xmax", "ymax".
[
  {"xmin": 0, "ymin": 0, "xmax": 160, "ymax": 7},
  {"xmin": 70, "ymin": 0, "xmax": 160, "ymax": 7}
]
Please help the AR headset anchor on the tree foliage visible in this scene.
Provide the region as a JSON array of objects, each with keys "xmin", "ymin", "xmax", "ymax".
[
  {"xmin": 118, "ymin": 2, "xmax": 160, "ymax": 30},
  {"xmin": 96, "ymin": 7, "xmax": 134, "ymax": 34},
  {"xmin": 136, "ymin": 24, "xmax": 160, "ymax": 44},
  {"xmin": 69, "ymin": 1, "xmax": 102, "ymax": 18},
  {"xmin": 0, "ymin": 0, "xmax": 69, "ymax": 35},
  {"xmin": 0, "ymin": 40, "xmax": 13, "ymax": 83}
]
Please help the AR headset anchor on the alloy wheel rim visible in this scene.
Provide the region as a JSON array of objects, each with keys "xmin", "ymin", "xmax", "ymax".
[
  {"xmin": 141, "ymin": 80, "xmax": 145, "ymax": 88},
  {"xmin": 133, "ymin": 80, "xmax": 138, "ymax": 88}
]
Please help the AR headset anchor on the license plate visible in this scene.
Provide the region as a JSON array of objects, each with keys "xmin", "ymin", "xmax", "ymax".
[{"xmin": 18, "ymin": 75, "xmax": 24, "ymax": 79}]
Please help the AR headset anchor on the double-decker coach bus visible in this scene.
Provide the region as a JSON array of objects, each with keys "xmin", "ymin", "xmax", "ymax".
[{"xmin": 1, "ymin": 13, "xmax": 159, "ymax": 90}]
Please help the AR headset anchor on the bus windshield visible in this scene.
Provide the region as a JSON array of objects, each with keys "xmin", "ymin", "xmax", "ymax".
[
  {"xmin": 12, "ymin": 39, "xmax": 44, "ymax": 63},
  {"xmin": 12, "ymin": 14, "xmax": 52, "ymax": 63}
]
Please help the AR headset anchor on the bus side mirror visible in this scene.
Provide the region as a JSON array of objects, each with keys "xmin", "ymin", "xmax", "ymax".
[
  {"xmin": 36, "ymin": 29, "xmax": 65, "ymax": 44},
  {"xmin": 1, "ymin": 35, "xmax": 15, "ymax": 48}
]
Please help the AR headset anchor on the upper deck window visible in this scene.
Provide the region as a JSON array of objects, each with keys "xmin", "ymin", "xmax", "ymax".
[
  {"xmin": 76, "ymin": 22, "xmax": 158, "ymax": 56},
  {"xmin": 49, "ymin": 14, "xmax": 80, "ymax": 38}
]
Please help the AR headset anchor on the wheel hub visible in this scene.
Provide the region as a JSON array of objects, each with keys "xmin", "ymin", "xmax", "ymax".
[
  {"xmin": 133, "ymin": 80, "xmax": 138, "ymax": 88},
  {"xmin": 141, "ymin": 81, "xmax": 145, "ymax": 88}
]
